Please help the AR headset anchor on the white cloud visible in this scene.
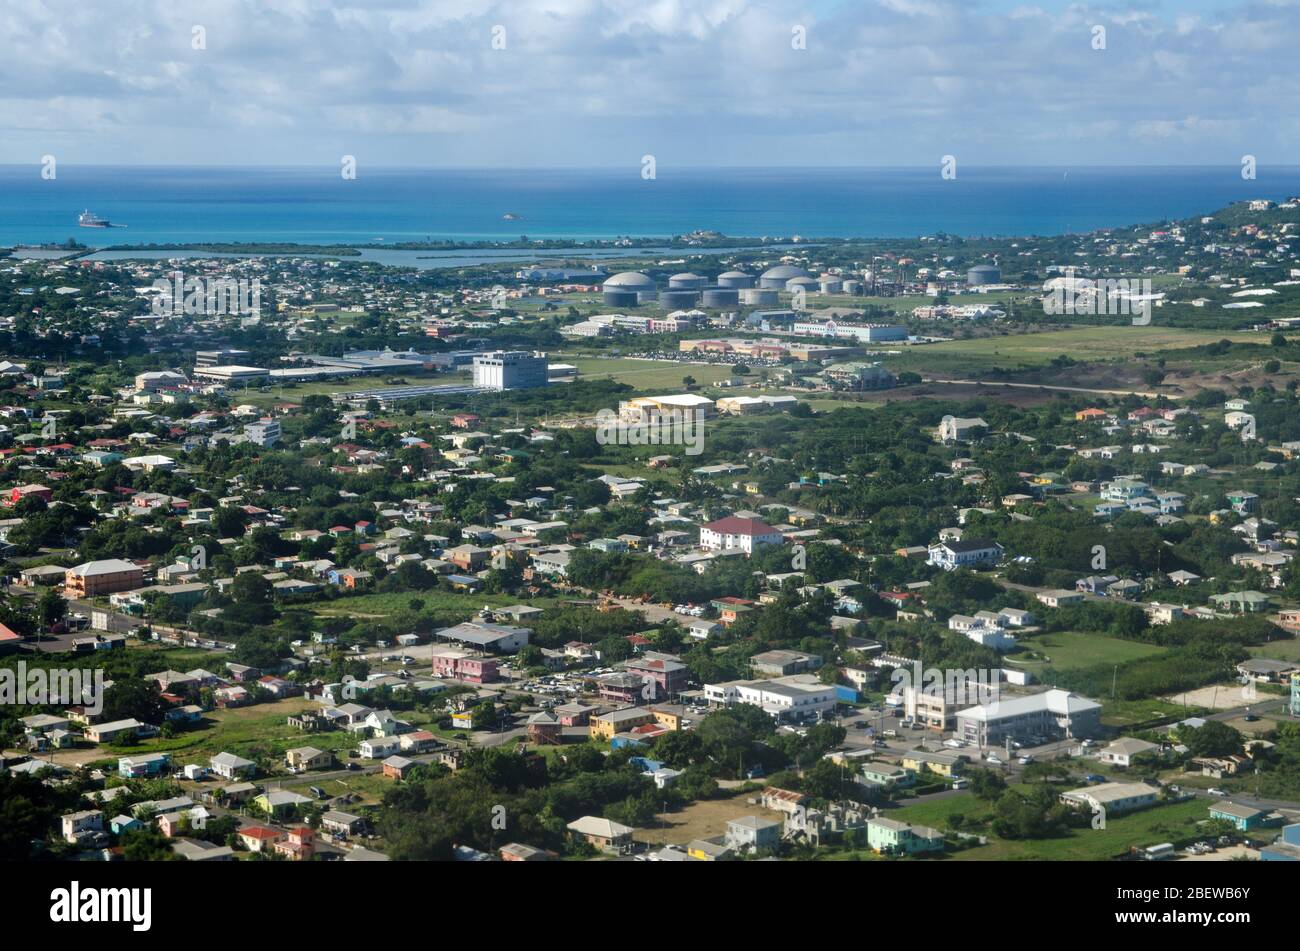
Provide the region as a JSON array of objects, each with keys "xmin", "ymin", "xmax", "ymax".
[{"xmin": 0, "ymin": 0, "xmax": 1294, "ymax": 166}]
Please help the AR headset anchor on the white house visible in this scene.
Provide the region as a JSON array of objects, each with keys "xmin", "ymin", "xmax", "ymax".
[
  {"xmin": 209, "ymin": 751, "xmax": 256, "ymax": 780},
  {"xmin": 927, "ymin": 538, "xmax": 1004, "ymax": 571},
  {"xmin": 1098, "ymin": 738, "xmax": 1159, "ymax": 767},
  {"xmin": 359, "ymin": 735, "xmax": 402, "ymax": 759}
]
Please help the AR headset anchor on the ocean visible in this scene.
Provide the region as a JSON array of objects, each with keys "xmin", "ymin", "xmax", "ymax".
[{"xmin": 1, "ymin": 164, "xmax": 1298, "ymax": 248}]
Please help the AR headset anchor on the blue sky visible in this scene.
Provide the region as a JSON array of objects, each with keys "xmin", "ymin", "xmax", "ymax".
[{"xmin": 1, "ymin": 0, "xmax": 1296, "ymax": 168}]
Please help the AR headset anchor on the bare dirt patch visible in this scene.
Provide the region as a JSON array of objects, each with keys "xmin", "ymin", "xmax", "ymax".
[{"xmin": 631, "ymin": 791, "xmax": 780, "ymax": 847}]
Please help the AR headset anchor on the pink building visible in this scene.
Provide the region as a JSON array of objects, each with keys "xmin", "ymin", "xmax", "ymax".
[{"xmin": 431, "ymin": 647, "xmax": 498, "ymax": 684}]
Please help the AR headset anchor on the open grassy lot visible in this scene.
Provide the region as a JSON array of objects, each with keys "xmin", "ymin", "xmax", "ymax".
[
  {"xmin": 885, "ymin": 327, "xmax": 1260, "ymax": 376},
  {"xmin": 1008, "ymin": 631, "xmax": 1167, "ymax": 676},
  {"xmin": 557, "ymin": 355, "xmax": 738, "ymax": 391},
  {"xmin": 1248, "ymin": 639, "xmax": 1300, "ymax": 663},
  {"xmin": 309, "ymin": 589, "xmax": 555, "ymax": 619},
  {"xmin": 1099, "ymin": 698, "xmax": 1201, "ymax": 729},
  {"xmin": 874, "ymin": 793, "xmax": 1212, "ymax": 861},
  {"xmin": 94, "ymin": 698, "xmax": 359, "ymax": 767},
  {"xmin": 281, "ymin": 772, "xmax": 394, "ymax": 805},
  {"xmin": 124, "ymin": 642, "xmax": 231, "ymax": 671}
]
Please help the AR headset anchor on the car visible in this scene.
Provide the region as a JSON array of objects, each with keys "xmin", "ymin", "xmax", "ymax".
[
  {"xmin": 1018, "ymin": 755, "xmax": 1034, "ymax": 765},
  {"xmin": 1244, "ymin": 713, "xmax": 1260, "ymax": 722},
  {"xmin": 347, "ymin": 750, "xmax": 360, "ymax": 758},
  {"xmin": 345, "ymin": 762, "xmax": 360, "ymax": 771},
  {"xmin": 986, "ymin": 754, "xmax": 1003, "ymax": 765},
  {"xmin": 1084, "ymin": 774, "xmax": 1106, "ymax": 783},
  {"xmin": 943, "ymin": 739, "xmax": 965, "ymax": 748},
  {"xmin": 1208, "ymin": 787, "xmax": 1227, "ymax": 797},
  {"xmin": 1080, "ymin": 738, "xmax": 1096, "ymax": 748}
]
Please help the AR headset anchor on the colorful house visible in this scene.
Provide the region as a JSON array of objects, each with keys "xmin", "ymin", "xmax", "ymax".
[
  {"xmin": 866, "ymin": 817, "xmax": 946, "ymax": 855},
  {"xmin": 1209, "ymin": 800, "xmax": 1277, "ymax": 832}
]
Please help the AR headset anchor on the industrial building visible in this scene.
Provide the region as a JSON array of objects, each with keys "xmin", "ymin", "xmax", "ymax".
[
  {"xmin": 791, "ymin": 320, "xmax": 908, "ymax": 343},
  {"xmin": 703, "ymin": 674, "xmax": 836, "ymax": 721},
  {"xmin": 759, "ymin": 265, "xmax": 810, "ymax": 289},
  {"xmin": 716, "ymin": 270, "xmax": 755, "ymax": 289},
  {"xmin": 471, "ymin": 351, "xmax": 549, "ymax": 391},
  {"xmin": 617, "ymin": 394, "xmax": 715, "ymax": 424},
  {"xmin": 954, "ymin": 689, "xmax": 1102, "ymax": 747},
  {"xmin": 602, "ymin": 271, "xmax": 659, "ymax": 305}
]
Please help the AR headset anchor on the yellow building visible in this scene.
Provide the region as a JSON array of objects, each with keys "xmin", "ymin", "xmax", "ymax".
[
  {"xmin": 589, "ymin": 707, "xmax": 655, "ymax": 740},
  {"xmin": 649, "ymin": 706, "xmax": 684, "ymax": 731},
  {"xmin": 900, "ymin": 751, "xmax": 967, "ymax": 778}
]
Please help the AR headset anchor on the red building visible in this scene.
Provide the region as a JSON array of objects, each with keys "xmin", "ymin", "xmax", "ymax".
[
  {"xmin": 526, "ymin": 710, "xmax": 561, "ymax": 745},
  {"xmin": 626, "ymin": 656, "xmax": 689, "ymax": 699},
  {"xmin": 9, "ymin": 483, "xmax": 53, "ymax": 506}
]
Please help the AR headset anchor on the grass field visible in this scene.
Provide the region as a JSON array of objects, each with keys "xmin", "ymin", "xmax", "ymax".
[
  {"xmin": 1099, "ymin": 698, "xmax": 1201, "ymax": 729},
  {"xmin": 1249, "ymin": 639, "xmax": 1300, "ymax": 662},
  {"xmin": 1007, "ymin": 631, "xmax": 1168, "ymax": 676},
  {"xmin": 870, "ymin": 792, "xmax": 1212, "ymax": 861},
  {"xmin": 558, "ymin": 355, "xmax": 738, "ymax": 391},
  {"xmin": 97, "ymin": 698, "xmax": 360, "ymax": 766},
  {"xmin": 281, "ymin": 773, "xmax": 393, "ymax": 805},
  {"xmin": 309, "ymin": 589, "xmax": 555, "ymax": 618},
  {"xmin": 885, "ymin": 327, "xmax": 1260, "ymax": 376}
]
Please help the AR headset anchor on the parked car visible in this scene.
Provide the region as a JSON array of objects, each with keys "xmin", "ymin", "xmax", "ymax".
[{"xmin": 1208, "ymin": 787, "xmax": 1227, "ymax": 797}]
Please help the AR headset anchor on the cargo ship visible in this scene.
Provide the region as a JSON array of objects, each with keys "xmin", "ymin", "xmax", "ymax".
[{"xmin": 78, "ymin": 210, "xmax": 122, "ymax": 228}]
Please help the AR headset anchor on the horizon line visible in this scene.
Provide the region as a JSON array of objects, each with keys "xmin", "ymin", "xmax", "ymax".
[{"xmin": 3, "ymin": 162, "xmax": 1300, "ymax": 172}]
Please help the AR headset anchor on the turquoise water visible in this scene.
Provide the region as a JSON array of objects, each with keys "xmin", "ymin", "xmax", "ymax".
[{"xmin": 2, "ymin": 165, "xmax": 1297, "ymax": 246}]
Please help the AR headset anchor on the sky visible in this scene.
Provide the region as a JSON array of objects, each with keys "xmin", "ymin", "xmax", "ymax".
[{"xmin": 0, "ymin": 0, "xmax": 1297, "ymax": 168}]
